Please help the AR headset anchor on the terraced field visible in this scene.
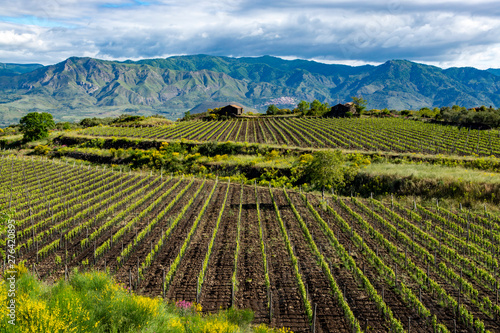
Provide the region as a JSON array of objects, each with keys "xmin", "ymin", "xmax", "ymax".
[
  {"xmin": 4, "ymin": 155, "xmax": 500, "ymax": 332},
  {"xmin": 79, "ymin": 118, "xmax": 500, "ymax": 157}
]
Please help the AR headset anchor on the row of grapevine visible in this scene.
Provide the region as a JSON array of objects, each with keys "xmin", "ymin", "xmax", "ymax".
[
  {"xmin": 137, "ymin": 179, "xmax": 208, "ymax": 275},
  {"xmin": 78, "ymin": 118, "xmax": 500, "ymax": 157},
  {"xmin": 323, "ymin": 196, "xmax": 446, "ymax": 331},
  {"xmin": 163, "ymin": 180, "xmax": 218, "ymax": 289},
  {"xmin": 5, "ymin": 154, "xmax": 500, "ymax": 332},
  {"xmin": 290, "ymin": 191, "xmax": 405, "ymax": 332},
  {"xmin": 268, "ymin": 188, "xmax": 314, "ymax": 322},
  {"xmin": 197, "ymin": 181, "xmax": 231, "ymax": 298},
  {"xmin": 112, "ymin": 178, "xmax": 195, "ymax": 262},
  {"xmin": 254, "ymin": 183, "xmax": 271, "ymax": 311},
  {"xmin": 231, "ymin": 185, "xmax": 243, "ymax": 305},
  {"xmin": 344, "ymin": 196, "xmax": 491, "ymax": 332}
]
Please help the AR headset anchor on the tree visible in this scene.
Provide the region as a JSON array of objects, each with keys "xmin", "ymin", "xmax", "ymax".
[
  {"xmin": 452, "ymin": 105, "xmax": 466, "ymax": 112},
  {"xmin": 417, "ymin": 107, "xmax": 434, "ymax": 118},
  {"xmin": 114, "ymin": 115, "xmax": 144, "ymax": 123},
  {"xmin": 79, "ymin": 117, "xmax": 114, "ymax": 127},
  {"xmin": 19, "ymin": 112, "xmax": 55, "ymax": 142},
  {"xmin": 351, "ymin": 96, "xmax": 367, "ymax": 114},
  {"xmin": 266, "ymin": 104, "xmax": 280, "ymax": 115},
  {"xmin": 296, "ymin": 100, "xmax": 310, "ymax": 114},
  {"xmin": 381, "ymin": 108, "xmax": 391, "ymax": 116},
  {"xmin": 304, "ymin": 150, "xmax": 355, "ymax": 190},
  {"xmin": 183, "ymin": 111, "xmax": 194, "ymax": 121},
  {"xmin": 55, "ymin": 122, "xmax": 73, "ymax": 130},
  {"xmin": 309, "ymin": 99, "xmax": 324, "ymax": 116}
]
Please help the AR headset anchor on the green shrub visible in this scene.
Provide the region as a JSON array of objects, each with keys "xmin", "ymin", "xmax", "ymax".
[{"xmin": 303, "ymin": 150, "xmax": 360, "ymax": 190}]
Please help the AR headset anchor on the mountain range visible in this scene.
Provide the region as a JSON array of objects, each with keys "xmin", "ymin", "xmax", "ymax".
[{"xmin": 1, "ymin": 55, "xmax": 500, "ymax": 126}]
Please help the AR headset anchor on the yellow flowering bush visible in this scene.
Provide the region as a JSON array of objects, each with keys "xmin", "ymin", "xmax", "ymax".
[
  {"xmin": 299, "ymin": 153, "xmax": 314, "ymax": 164},
  {"xmin": 16, "ymin": 295, "xmax": 69, "ymax": 332},
  {"xmin": 0, "ymin": 268, "xmax": 288, "ymax": 333},
  {"xmin": 168, "ymin": 317, "xmax": 185, "ymax": 332},
  {"xmin": 265, "ymin": 150, "xmax": 280, "ymax": 161},
  {"xmin": 160, "ymin": 142, "xmax": 169, "ymax": 150},
  {"xmin": 0, "ymin": 266, "xmax": 92, "ymax": 332},
  {"xmin": 3, "ymin": 264, "xmax": 28, "ymax": 280},
  {"xmin": 33, "ymin": 144, "xmax": 50, "ymax": 155}
]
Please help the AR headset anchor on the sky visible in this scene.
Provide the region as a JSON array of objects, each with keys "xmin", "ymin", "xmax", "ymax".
[{"xmin": 1, "ymin": 0, "xmax": 500, "ymax": 69}]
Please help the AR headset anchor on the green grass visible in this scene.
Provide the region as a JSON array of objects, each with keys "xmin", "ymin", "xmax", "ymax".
[
  {"xmin": 201, "ymin": 154, "xmax": 296, "ymax": 169},
  {"xmin": 0, "ymin": 134, "xmax": 22, "ymax": 141},
  {"xmin": 138, "ymin": 116, "xmax": 173, "ymax": 126},
  {"xmin": 0, "ymin": 266, "xmax": 285, "ymax": 333},
  {"xmin": 363, "ymin": 162, "xmax": 500, "ymax": 184}
]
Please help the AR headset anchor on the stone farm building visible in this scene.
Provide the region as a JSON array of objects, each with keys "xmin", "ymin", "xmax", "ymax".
[
  {"xmin": 324, "ymin": 102, "xmax": 357, "ymax": 118},
  {"xmin": 218, "ymin": 104, "xmax": 244, "ymax": 116}
]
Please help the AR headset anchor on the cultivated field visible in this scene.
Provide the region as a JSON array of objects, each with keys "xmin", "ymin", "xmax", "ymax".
[
  {"xmin": 4, "ymin": 155, "xmax": 500, "ymax": 332},
  {"xmin": 79, "ymin": 118, "xmax": 500, "ymax": 157}
]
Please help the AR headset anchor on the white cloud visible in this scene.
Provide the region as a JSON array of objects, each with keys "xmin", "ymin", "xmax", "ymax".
[
  {"xmin": 0, "ymin": 30, "xmax": 36, "ymax": 46},
  {"xmin": 0, "ymin": 0, "xmax": 499, "ymax": 69},
  {"xmin": 422, "ymin": 43, "xmax": 500, "ymax": 69}
]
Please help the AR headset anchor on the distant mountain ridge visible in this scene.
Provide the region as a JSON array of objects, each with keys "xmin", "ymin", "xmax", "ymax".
[
  {"xmin": 0, "ymin": 62, "xmax": 43, "ymax": 77},
  {"xmin": 488, "ymin": 68, "xmax": 500, "ymax": 77},
  {"xmin": 1, "ymin": 55, "xmax": 500, "ymax": 126}
]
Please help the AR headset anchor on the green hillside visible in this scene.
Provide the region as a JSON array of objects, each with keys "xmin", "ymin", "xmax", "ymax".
[
  {"xmin": 1, "ymin": 55, "xmax": 500, "ymax": 126},
  {"xmin": 0, "ymin": 62, "xmax": 43, "ymax": 76}
]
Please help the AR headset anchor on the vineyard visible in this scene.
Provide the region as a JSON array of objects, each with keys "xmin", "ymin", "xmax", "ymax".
[
  {"xmin": 79, "ymin": 118, "xmax": 500, "ymax": 157},
  {"xmin": 3, "ymin": 155, "xmax": 500, "ymax": 332}
]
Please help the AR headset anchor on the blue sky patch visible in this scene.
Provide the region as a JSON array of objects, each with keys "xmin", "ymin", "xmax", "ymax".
[{"xmin": 0, "ymin": 15, "xmax": 75, "ymax": 28}]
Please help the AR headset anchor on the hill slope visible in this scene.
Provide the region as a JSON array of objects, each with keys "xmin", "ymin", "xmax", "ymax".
[
  {"xmin": 0, "ymin": 62, "xmax": 43, "ymax": 77},
  {"xmin": 487, "ymin": 68, "xmax": 500, "ymax": 77},
  {"xmin": 1, "ymin": 55, "xmax": 500, "ymax": 125}
]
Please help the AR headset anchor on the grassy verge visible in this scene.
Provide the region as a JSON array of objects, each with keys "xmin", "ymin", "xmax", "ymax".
[
  {"xmin": 199, "ymin": 154, "xmax": 296, "ymax": 169},
  {"xmin": 351, "ymin": 170, "xmax": 500, "ymax": 205},
  {"xmin": 363, "ymin": 163, "xmax": 500, "ymax": 184},
  {"xmin": 0, "ymin": 265, "xmax": 288, "ymax": 333}
]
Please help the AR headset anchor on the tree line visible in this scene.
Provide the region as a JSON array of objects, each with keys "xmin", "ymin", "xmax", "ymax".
[
  {"xmin": 266, "ymin": 97, "xmax": 366, "ymax": 116},
  {"xmin": 381, "ymin": 105, "xmax": 500, "ymax": 128}
]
